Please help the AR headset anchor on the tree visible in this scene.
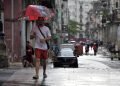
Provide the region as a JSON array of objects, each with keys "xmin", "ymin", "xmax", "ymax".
[{"xmin": 68, "ymin": 20, "xmax": 79, "ymax": 35}]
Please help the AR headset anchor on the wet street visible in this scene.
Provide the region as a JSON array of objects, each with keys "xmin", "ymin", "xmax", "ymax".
[{"xmin": 1, "ymin": 47, "xmax": 120, "ymax": 86}]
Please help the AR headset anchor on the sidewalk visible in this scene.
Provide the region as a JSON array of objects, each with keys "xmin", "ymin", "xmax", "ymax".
[
  {"xmin": 0, "ymin": 60, "xmax": 53, "ymax": 86},
  {"xmin": 0, "ymin": 62, "xmax": 39, "ymax": 86},
  {"xmin": 97, "ymin": 46, "xmax": 111, "ymax": 57},
  {"xmin": 0, "ymin": 62, "xmax": 23, "ymax": 86}
]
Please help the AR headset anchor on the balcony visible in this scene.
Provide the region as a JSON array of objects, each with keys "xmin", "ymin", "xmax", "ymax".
[
  {"xmin": 112, "ymin": 9, "xmax": 120, "ymax": 23},
  {"xmin": 105, "ymin": 9, "xmax": 120, "ymax": 24}
]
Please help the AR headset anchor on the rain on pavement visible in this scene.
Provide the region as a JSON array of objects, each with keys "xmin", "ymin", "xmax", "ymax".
[{"xmin": 1, "ymin": 46, "xmax": 120, "ymax": 86}]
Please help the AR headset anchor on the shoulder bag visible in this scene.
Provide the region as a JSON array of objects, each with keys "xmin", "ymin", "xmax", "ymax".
[{"xmin": 38, "ymin": 28, "xmax": 50, "ymax": 49}]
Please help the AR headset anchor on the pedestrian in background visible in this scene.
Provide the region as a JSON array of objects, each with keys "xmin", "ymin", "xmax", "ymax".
[
  {"xmin": 85, "ymin": 44, "xmax": 89, "ymax": 55},
  {"xmin": 74, "ymin": 42, "xmax": 83, "ymax": 57},
  {"xmin": 24, "ymin": 41, "xmax": 34, "ymax": 67},
  {"xmin": 30, "ymin": 17, "xmax": 51, "ymax": 79},
  {"xmin": 90, "ymin": 42, "xmax": 93, "ymax": 50},
  {"xmin": 93, "ymin": 43, "xmax": 98, "ymax": 55}
]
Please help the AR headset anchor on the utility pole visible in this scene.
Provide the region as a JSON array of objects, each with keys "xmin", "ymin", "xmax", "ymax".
[{"xmin": 79, "ymin": 1, "xmax": 83, "ymax": 38}]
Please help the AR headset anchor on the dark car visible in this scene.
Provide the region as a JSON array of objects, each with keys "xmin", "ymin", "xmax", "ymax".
[{"xmin": 53, "ymin": 48, "xmax": 78, "ymax": 68}]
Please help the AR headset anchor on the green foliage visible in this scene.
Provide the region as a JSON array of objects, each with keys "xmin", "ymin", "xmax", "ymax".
[
  {"xmin": 68, "ymin": 20, "xmax": 79, "ymax": 35},
  {"xmin": 101, "ymin": 9, "xmax": 109, "ymax": 17}
]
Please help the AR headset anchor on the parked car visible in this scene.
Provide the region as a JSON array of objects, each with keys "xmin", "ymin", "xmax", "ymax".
[{"xmin": 53, "ymin": 48, "xmax": 78, "ymax": 68}]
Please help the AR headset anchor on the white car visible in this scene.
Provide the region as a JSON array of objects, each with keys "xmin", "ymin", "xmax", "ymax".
[{"xmin": 53, "ymin": 48, "xmax": 78, "ymax": 68}]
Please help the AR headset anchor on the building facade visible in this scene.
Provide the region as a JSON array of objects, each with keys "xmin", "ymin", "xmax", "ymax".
[
  {"xmin": 0, "ymin": 0, "xmax": 56, "ymax": 62},
  {"xmin": 68, "ymin": 0, "xmax": 93, "ymax": 40},
  {"xmin": 3, "ymin": 0, "xmax": 22, "ymax": 61}
]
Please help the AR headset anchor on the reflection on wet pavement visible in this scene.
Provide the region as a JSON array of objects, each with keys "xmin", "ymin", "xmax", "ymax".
[{"xmin": 1, "ymin": 47, "xmax": 120, "ymax": 86}]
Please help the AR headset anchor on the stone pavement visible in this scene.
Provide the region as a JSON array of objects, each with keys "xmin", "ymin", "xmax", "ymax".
[
  {"xmin": 0, "ymin": 62, "xmax": 23, "ymax": 85},
  {"xmin": 1, "ymin": 62, "xmax": 120, "ymax": 86}
]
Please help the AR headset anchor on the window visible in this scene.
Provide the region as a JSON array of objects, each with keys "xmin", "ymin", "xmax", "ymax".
[
  {"xmin": 116, "ymin": 2, "xmax": 118, "ymax": 8},
  {"xmin": 0, "ymin": 0, "xmax": 3, "ymax": 11}
]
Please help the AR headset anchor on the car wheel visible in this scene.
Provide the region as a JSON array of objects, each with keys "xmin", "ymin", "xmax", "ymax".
[
  {"xmin": 53, "ymin": 62, "xmax": 60, "ymax": 67},
  {"xmin": 71, "ymin": 61, "xmax": 78, "ymax": 68},
  {"xmin": 73, "ymin": 63, "xmax": 78, "ymax": 68}
]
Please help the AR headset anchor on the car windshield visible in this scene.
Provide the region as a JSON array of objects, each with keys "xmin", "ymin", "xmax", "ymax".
[{"xmin": 60, "ymin": 48, "xmax": 74, "ymax": 57}]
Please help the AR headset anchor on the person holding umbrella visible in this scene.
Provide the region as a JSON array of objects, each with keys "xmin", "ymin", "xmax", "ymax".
[{"xmin": 30, "ymin": 17, "xmax": 51, "ymax": 79}]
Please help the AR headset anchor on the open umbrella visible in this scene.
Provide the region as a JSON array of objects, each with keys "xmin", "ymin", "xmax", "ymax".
[{"xmin": 25, "ymin": 5, "xmax": 53, "ymax": 21}]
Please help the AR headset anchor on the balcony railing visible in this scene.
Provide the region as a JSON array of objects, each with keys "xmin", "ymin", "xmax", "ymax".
[
  {"xmin": 112, "ymin": 9, "xmax": 120, "ymax": 23},
  {"xmin": 105, "ymin": 9, "xmax": 120, "ymax": 24}
]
